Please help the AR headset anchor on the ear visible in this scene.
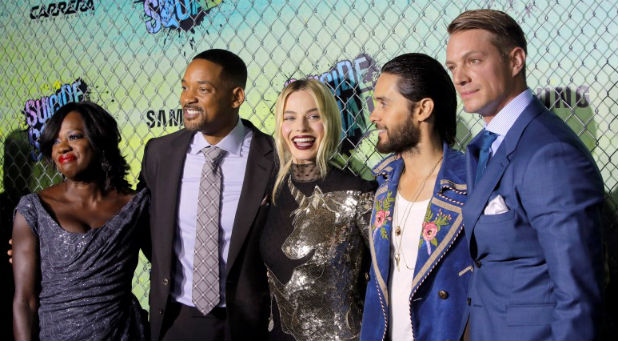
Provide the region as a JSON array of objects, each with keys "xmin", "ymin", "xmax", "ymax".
[
  {"xmin": 414, "ymin": 98, "xmax": 434, "ymax": 122},
  {"xmin": 509, "ymin": 47, "xmax": 526, "ymax": 78},
  {"xmin": 231, "ymin": 86, "xmax": 245, "ymax": 109}
]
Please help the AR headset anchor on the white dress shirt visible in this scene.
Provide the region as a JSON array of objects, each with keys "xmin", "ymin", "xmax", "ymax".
[
  {"xmin": 485, "ymin": 89, "xmax": 534, "ymax": 156},
  {"xmin": 171, "ymin": 119, "xmax": 253, "ymax": 307}
]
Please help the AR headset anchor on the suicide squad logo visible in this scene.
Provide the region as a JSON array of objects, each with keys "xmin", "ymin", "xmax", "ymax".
[
  {"xmin": 137, "ymin": 0, "xmax": 222, "ymax": 34},
  {"xmin": 288, "ymin": 54, "xmax": 379, "ymax": 153},
  {"xmin": 23, "ymin": 79, "xmax": 89, "ymax": 160}
]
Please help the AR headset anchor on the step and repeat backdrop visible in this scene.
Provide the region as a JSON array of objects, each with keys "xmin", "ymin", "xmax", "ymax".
[{"xmin": 1, "ymin": 0, "xmax": 616, "ymax": 333}]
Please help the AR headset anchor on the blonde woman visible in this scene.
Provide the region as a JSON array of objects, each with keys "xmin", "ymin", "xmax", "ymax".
[{"xmin": 259, "ymin": 79, "xmax": 375, "ymax": 341}]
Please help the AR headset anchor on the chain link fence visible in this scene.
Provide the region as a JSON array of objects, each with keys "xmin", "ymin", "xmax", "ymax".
[{"xmin": 1, "ymin": 0, "xmax": 616, "ymax": 337}]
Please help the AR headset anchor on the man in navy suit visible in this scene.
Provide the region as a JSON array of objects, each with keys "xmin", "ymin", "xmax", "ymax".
[{"xmin": 446, "ymin": 9, "xmax": 604, "ymax": 340}]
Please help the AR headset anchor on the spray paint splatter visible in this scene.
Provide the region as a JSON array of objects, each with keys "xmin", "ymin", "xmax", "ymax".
[{"xmin": 136, "ymin": 0, "xmax": 222, "ymax": 35}]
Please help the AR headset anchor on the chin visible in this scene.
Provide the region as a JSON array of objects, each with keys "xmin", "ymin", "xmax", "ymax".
[
  {"xmin": 183, "ymin": 122, "xmax": 201, "ymax": 131},
  {"xmin": 292, "ymin": 153, "xmax": 317, "ymax": 164},
  {"xmin": 463, "ymin": 104, "xmax": 481, "ymax": 114},
  {"xmin": 376, "ymin": 143, "xmax": 391, "ymax": 154}
]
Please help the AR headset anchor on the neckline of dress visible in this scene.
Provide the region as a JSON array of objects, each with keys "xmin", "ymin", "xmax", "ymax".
[{"xmin": 33, "ymin": 188, "xmax": 145, "ymax": 235}]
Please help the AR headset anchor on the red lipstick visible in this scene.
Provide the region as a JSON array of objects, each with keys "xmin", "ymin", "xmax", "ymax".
[
  {"xmin": 58, "ymin": 154, "xmax": 76, "ymax": 164},
  {"xmin": 292, "ymin": 135, "xmax": 316, "ymax": 150}
]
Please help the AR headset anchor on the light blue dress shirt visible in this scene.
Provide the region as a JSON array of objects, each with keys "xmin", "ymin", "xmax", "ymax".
[
  {"xmin": 171, "ymin": 119, "xmax": 252, "ymax": 308},
  {"xmin": 485, "ymin": 89, "xmax": 534, "ymax": 156}
]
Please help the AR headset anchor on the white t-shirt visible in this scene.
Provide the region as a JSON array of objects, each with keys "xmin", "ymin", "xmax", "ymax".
[{"xmin": 388, "ymin": 192, "xmax": 430, "ymax": 341}]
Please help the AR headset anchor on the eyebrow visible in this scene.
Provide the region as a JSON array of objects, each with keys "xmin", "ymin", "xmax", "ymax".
[
  {"xmin": 59, "ymin": 129, "xmax": 84, "ymax": 137},
  {"xmin": 446, "ymin": 50, "xmax": 485, "ymax": 64},
  {"xmin": 284, "ymin": 108, "xmax": 319, "ymax": 114},
  {"xmin": 181, "ymin": 79, "xmax": 216, "ymax": 87}
]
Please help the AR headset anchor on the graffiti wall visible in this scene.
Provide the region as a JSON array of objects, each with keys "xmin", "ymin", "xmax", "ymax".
[{"xmin": 1, "ymin": 0, "xmax": 616, "ymax": 335}]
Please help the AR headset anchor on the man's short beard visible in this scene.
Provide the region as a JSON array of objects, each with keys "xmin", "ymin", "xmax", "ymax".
[
  {"xmin": 376, "ymin": 115, "xmax": 420, "ymax": 154},
  {"xmin": 184, "ymin": 120, "xmax": 202, "ymax": 131}
]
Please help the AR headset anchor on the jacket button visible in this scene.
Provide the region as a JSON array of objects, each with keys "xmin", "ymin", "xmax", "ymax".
[
  {"xmin": 364, "ymin": 272, "xmax": 370, "ymax": 281},
  {"xmin": 474, "ymin": 260, "xmax": 482, "ymax": 268},
  {"xmin": 438, "ymin": 290, "xmax": 449, "ymax": 299},
  {"xmin": 467, "ymin": 297, "xmax": 471, "ymax": 306},
  {"xmin": 162, "ymin": 278, "xmax": 169, "ymax": 286},
  {"xmin": 159, "ymin": 309, "xmax": 164, "ymax": 315}
]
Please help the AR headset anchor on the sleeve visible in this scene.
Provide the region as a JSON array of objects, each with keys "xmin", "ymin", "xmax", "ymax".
[
  {"xmin": 14, "ymin": 195, "xmax": 39, "ymax": 237},
  {"xmin": 136, "ymin": 139, "xmax": 153, "ymax": 191},
  {"xmin": 521, "ymin": 140, "xmax": 604, "ymax": 340},
  {"xmin": 136, "ymin": 143, "xmax": 153, "ymax": 260}
]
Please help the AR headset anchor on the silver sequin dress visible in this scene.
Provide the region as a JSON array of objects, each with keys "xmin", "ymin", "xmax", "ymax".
[
  {"xmin": 14, "ymin": 189, "xmax": 149, "ymax": 341},
  {"xmin": 260, "ymin": 167, "xmax": 375, "ymax": 341}
]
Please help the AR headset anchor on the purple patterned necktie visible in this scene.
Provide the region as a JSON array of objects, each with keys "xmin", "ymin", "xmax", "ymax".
[{"xmin": 193, "ymin": 145, "xmax": 225, "ymax": 315}]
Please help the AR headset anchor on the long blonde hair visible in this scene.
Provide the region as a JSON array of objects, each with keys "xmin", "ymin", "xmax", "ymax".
[{"xmin": 272, "ymin": 79, "xmax": 342, "ymax": 203}]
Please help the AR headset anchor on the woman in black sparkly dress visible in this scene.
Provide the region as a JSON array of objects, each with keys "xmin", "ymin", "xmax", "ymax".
[
  {"xmin": 260, "ymin": 79, "xmax": 375, "ymax": 341},
  {"xmin": 12, "ymin": 102, "xmax": 148, "ymax": 341}
]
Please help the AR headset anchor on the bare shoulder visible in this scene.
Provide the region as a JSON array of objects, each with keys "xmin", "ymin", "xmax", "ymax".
[{"xmin": 111, "ymin": 190, "xmax": 136, "ymax": 207}]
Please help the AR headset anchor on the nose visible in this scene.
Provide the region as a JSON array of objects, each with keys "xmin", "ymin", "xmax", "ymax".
[
  {"xmin": 181, "ymin": 88, "xmax": 196, "ymax": 106},
  {"xmin": 55, "ymin": 139, "xmax": 71, "ymax": 153},
  {"xmin": 369, "ymin": 107, "xmax": 379, "ymax": 124},
  {"xmin": 293, "ymin": 116, "xmax": 309, "ymax": 131},
  {"xmin": 452, "ymin": 66, "xmax": 469, "ymax": 87}
]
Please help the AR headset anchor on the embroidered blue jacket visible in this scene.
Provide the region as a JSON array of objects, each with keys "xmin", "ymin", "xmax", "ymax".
[{"xmin": 361, "ymin": 144, "xmax": 471, "ymax": 341}]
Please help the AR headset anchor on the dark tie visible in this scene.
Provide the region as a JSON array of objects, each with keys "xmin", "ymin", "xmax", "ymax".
[
  {"xmin": 193, "ymin": 145, "xmax": 226, "ymax": 315},
  {"xmin": 475, "ymin": 130, "xmax": 497, "ymax": 184}
]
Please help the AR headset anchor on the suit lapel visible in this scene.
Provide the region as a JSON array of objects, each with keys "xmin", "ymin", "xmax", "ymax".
[
  {"xmin": 463, "ymin": 146, "xmax": 509, "ymax": 251},
  {"xmin": 412, "ymin": 195, "xmax": 464, "ymax": 293},
  {"xmin": 226, "ymin": 122, "xmax": 274, "ymax": 273},
  {"xmin": 368, "ymin": 158, "xmax": 403, "ymax": 303},
  {"xmin": 463, "ymin": 97, "xmax": 547, "ymax": 252},
  {"xmin": 157, "ymin": 130, "xmax": 193, "ymax": 275},
  {"xmin": 463, "ymin": 133, "xmax": 482, "ymax": 244},
  {"xmin": 411, "ymin": 146, "xmax": 466, "ymax": 294}
]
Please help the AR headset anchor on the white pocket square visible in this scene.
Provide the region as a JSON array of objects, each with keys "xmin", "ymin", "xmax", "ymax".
[{"xmin": 484, "ymin": 194, "xmax": 509, "ymax": 215}]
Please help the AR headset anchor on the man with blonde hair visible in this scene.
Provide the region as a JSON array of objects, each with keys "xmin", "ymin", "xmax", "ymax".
[{"xmin": 446, "ymin": 9, "xmax": 604, "ymax": 340}]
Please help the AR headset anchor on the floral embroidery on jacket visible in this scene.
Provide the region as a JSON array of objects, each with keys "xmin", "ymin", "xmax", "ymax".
[
  {"xmin": 372, "ymin": 191, "xmax": 395, "ymax": 240},
  {"xmin": 419, "ymin": 209, "xmax": 452, "ymax": 255}
]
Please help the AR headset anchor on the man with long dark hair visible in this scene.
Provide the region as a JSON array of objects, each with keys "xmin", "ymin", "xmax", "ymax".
[{"xmin": 361, "ymin": 53, "xmax": 471, "ymax": 341}]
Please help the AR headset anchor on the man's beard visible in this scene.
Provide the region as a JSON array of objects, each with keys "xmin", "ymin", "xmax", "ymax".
[{"xmin": 376, "ymin": 115, "xmax": 420, "ymax": 154}]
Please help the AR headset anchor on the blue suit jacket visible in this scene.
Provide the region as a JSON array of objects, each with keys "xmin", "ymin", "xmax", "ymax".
[
  {"xmin": 362, "ymin": 144, "xmax": 471, "ymax": 341},
  {"xmin": 462, "ymin": 97, "xmax": 604, "ymax": 340}
]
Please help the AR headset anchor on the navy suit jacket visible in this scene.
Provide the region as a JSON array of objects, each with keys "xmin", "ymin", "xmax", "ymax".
[{"xmin": 462, "ymin": 97, "xmax": 604, "ymax": 340}]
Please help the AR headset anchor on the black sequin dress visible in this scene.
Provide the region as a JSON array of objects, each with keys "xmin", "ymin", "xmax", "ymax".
[
  {"xmin": 260, "ymin": 165, "xmax": 376, "ymax": 341},
  {"xmin": 15, "ymin": 189, "xmax": 149, "ymax": 341}
]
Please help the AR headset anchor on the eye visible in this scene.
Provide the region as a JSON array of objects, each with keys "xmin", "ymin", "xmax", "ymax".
[
  {"xmin": 181, "ymin": 85, "xmax": 187, "ymax": 91},
  {"xmin": 308, "ymin": 114, "xmax": 321, "ymax": 120},
  {"xmin": 68, "ymin": 133, "xmax": 84, "ymax": 141},
  {"xmin": 283, "ymin": 115, "xmax": 295, "ymax": 121}
]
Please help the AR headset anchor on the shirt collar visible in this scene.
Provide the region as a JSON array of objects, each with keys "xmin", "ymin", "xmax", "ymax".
[
  {"xmin": 485, "ymin": 88, "xmax": 534, "ymax": 136},
  {"xmin": 188, "ymin": 118, "xmax": 247, "ymax": 156}
]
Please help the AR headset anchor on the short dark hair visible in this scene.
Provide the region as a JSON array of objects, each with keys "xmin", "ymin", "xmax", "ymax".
[
  {"xmin": 192, "ymin": 49, "xmax": 247, "ymax": 89},
  {"xmin": 381, "ymin": 53, "xmax": 457, "ymax": 146},
  {"xmin": 40, "ymin": 101, "xmax": 131, "ymax": 192}
]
